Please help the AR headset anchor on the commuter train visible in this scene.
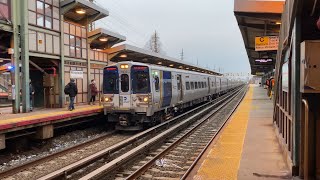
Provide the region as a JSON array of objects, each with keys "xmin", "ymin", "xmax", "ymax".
[{"xmin": 102, "ymin": 61, "xmax": 243, "ymax": 130}]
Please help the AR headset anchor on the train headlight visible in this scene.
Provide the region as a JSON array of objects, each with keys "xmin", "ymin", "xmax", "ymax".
[
  {"xmin": 143, "ymin": 97, "xmax": 148, "ymax": 102},
  {"xmin": 104, "ymin": 97, "xmax": 109, "ymax": 102}
]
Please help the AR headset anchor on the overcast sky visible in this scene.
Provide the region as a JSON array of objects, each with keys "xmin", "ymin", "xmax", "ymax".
[{"xmin": 95, "ymin": 0, "xmax": 250, "ymax": 74}]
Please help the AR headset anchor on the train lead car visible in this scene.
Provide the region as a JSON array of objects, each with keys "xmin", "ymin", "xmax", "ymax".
[{"xmin": 102, "ymin": 61, "xmax": 243, "ymax": 130}]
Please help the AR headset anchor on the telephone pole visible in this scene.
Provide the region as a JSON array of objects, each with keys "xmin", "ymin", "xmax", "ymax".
[{"xmin": 180, "ymin": 49, "xmax": 184, "ymax": 61}]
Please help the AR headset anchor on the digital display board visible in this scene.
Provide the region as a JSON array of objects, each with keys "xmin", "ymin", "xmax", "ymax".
[{"xmin": 254, "ymin": 58, "xmax": 273, "ymax": 65}]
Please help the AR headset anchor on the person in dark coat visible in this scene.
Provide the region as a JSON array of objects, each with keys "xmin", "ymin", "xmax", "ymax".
[
  {"xmin": 89, "ymin": 79, "xmax": 98, "ymax": 105},
  {"xmin": 65, "ymin": 79, "xmax": 78, "ymax": 111}
]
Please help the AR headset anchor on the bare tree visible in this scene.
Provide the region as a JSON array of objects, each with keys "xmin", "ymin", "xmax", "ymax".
[{"xmin": 145, "ymin": 31, "xmax": 165, "ymax": 54}]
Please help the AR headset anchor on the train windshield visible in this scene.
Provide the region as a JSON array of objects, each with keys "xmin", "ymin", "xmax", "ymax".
[
  {"xmin": 131, "ymin": 66, "xmax": 150, "ymax": 94},
  {"xmin": 103, "ymin": 67, "xmax": 119, "ymax": 94}
]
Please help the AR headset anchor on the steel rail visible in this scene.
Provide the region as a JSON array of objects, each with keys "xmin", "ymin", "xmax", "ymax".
[
  {"xmin": 79, "ymin": 86, "xmax": 246, "ymax": 180},
  {"xmin": 126, "ymin": 86, "xmax": 247, "ymax": 180},
  {"xmin": 181, "ymin": 86, "xmax": 248, "ymax": 179},
  {"xmin": 0, "ymin": 130, "xmax": 117, "ymax": 179}
]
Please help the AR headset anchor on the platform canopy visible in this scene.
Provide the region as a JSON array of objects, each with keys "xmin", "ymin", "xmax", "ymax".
[
  {"xmin": 105, "ymin": 44, "xmax": 222, "ymax": 76},
  {"xmin": 234, "ymin": 0, "xmax": 284, "ymax": 75},
  {"xmin": 88, "ymin": 28, "xmax": 126, "ymax": 49},
  {"xmin": 60, "ymin": 0, "xmax": 109, "ymax": 25}
]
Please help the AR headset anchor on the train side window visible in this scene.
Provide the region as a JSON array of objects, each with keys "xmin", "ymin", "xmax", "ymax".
[
  {"xmin": 204, "ymin": 82, "xmax": 207, "ymax": 88},
  {"xmin": 154, "ymin": 76, "xmax": 160, "ymax": 91},
  {"xmin": 177, "ymin": 76, "xmax": 181, "ymax": 90},
  {"xmin": 191, "ymin": 82, "xmax": 194, "ymax": 89},
  {"xmin": 202, "ymin": 82, "xmax": 204, "ymax": 88},
  {"xmin": 195, "ymin": 82, "xmax": 198, "ymax": 89},
  {"xmin": 186, "ymin": 82, "xmax": 190, "ymax": 90},
  {"xmin": 198, "ymin": 82, "xmax": 201, "ymax": 89}
]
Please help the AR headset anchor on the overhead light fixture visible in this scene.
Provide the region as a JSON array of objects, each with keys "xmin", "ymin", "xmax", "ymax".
[
  {"xmin": 157, "ymin": 62, "xmax": 162, "ymax": 65},
  {"xmin": 179, "ymin": 66, "xmax": 183, "ymax": 69},
  {"xmin": 186, "ymin": 67, "xmax": 189, "ymax": 70},
  {"xmin": 76, "ymin": 8, "xmax": 86, "ymax": 14},
  {"xmin": 99, "ymin": 37, "xmax": 108, "ymax": 42},
  {"xmin": 169, "ymin": 64, "xmax": 174, "ymax": 67},
  {"xmin": 192, "ymin": 68, "xmax": 195, "ymax": 71},
  {"xmin": 119, "ymin": 54, "xmax": 127, "ymax": 58},
  {"xmin": 276, "ymin": 22, "xmax": 281, "ymax": 25}
]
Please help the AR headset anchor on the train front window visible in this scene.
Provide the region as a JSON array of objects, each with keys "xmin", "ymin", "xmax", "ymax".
[
  {"xmin": 121, "ymin": 74, "xmax": 129, "ymax": 92},
  {"xmin": 103, "ymin": 67, "xmax": 119, "ymax": 94},
  {"xmin": 131, "ymin": 66, "xmax": 150, "ymax": 94}
]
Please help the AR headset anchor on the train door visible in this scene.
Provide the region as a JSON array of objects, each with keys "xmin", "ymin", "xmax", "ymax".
[
  {"xmin": 119, "ymin": 73, "xmax": 130, "ymax": 108},
  {"xmin": 177, "ymin": 74, "xmax": 183, "ymax": 102},
  {"xmin": 152, "ymin": 70, "xmax": 161, "ymax": 109},
  {"xmin": 161, "ymin": 71, "xmax": 172, "ymax": 107}
]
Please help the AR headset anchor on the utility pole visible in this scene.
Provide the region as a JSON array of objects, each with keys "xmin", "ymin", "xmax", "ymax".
[
  {"xmin": 153, "ymin": 31, "xmax": 158, "ymax": 53},
  {"xmin": 180, "ymin": 49, "xmax": 184, "ymax": 61}
]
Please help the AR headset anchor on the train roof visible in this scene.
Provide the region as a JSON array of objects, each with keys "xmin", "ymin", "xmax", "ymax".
[{"xmin": 105, "ymin": 44, "xmax": 222, "ymax": 76}]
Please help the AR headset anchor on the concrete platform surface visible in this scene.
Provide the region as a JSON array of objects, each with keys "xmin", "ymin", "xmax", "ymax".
[{"xmin": 190, "ymin": 84, "xmax": 291, "ymax": 180}]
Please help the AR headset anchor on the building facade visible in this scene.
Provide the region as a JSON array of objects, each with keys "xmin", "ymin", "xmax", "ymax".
[{"xmin": 0, "ymin": 0, "xmax": 125, "ymax": 113}]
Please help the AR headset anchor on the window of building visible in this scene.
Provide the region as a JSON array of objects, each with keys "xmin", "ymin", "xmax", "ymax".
[
  {"xmin": 64, "ymin": 22, "xmax": 87, "ymax": 59},
  {"xmin": 29, "ymin": 0, "xmax": 59, "ymax": 30},
  {"xmin": 186, "ymin": 82, "xmax": 190, "ymax": 90}
]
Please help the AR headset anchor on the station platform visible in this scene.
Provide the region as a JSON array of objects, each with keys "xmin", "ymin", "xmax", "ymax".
[
  {"xmin": 189, "ymin": 85, "xmax": 291, "ymax": 180},
  {"xmin": 0, "ymin": 104, "xmax": 103, "ymax": 133}
]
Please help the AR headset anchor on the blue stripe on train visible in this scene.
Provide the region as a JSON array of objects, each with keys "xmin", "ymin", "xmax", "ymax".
[{"xmin": 162, "ymin": 71, "xmax": 172, "ymax": 108}]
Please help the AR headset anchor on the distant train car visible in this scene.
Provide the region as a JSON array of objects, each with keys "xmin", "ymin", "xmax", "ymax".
[{"xmin": 102, "ymin": 61, "xmax": 243, "ymax": 130}]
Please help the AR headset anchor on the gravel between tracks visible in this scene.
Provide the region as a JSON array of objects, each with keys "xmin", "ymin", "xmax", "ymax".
[
  {"xmin": 113, "ymin": 90, "xmax": 245, "ymax": 180},
  {"xmin": 1, "ymin": 133, "xmax": 131, "ymax": 180}
]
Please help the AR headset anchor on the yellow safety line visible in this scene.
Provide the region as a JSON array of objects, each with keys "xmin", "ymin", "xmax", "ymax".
[
  {"xmin": 0, "ymin": 106, "xmax": 102, "ymax": 125},
  {"xmin": 194, "ymin": 85, "xmax": 254, "ymax": 180}
]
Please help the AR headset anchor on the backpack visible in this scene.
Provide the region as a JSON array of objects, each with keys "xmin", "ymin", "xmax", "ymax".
[{"xmin": 64, "ymin": 84, "xmax": 70, "ymax": 94}]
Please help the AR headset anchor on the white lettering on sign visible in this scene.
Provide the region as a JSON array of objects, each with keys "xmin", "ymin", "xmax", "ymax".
[{"xmin": 70, "ymin": 70, "xmax": 84, "ymax": 79}]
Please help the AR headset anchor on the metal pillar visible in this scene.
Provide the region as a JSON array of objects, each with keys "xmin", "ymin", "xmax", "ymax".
[
  {"xmin": 59, "ymin": 15, "xmax": 65, "ymax": 108},
  {"xmin": 292, "ymin": 16, "xmax": 301, "ymax": 173},
  {"xmin": 86, "ymin": 21, "xmax": 91, "ymax": 104},
  {"xmin": 11, "ymin": 0, "xmax": 20, "ymax": 113},
  {"xmin": 20, "ymin": 0, "xmax": 30, "ymax": 113}
]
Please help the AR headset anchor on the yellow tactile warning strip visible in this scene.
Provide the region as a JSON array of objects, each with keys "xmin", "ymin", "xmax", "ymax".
[
  {"xmin": 194, "ymin": 86, "xmax": 253, "ymax": 180},
  {"xmin": 0, "ymin": 106, "xmax": 102, "ymax": 126}
]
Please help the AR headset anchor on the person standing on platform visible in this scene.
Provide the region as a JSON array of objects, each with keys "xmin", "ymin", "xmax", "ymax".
[
  {"xmin": 30, "ymin": 79, "xmax": 35, "ymax": 111},
  {"xmin": 64, "ymin": 79, "xmax": 78, "ymax": 111},
  {"xmin": 270, "ymin": 76, "xmax": 275, "ymax": 100},
  {"xmin": 266, "ymin": 78, "xmax": 271, "ymax": 97},
  {"xmin": 89, "ymin": 79, "xmax": 98, "ymax": 105}
]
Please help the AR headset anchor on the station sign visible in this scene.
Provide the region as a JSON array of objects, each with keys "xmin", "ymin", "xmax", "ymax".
[
  {"xmin": 255, "ymin": 36, "xmax": 279, "ymax": 51},
  {"xmin": 255, "ymin": 72, "xmax": 265, "ymax": 76},
  {"xmin": 254, "ymin": 58, "xmax": 273, "ymax": 65},
  {"xmin": 70, "ymin": 70, "xmax": 83, "ymax": 79},
  {"xmin": 282, "ymin": 62, "xmax": 289, "ymax": 92}
]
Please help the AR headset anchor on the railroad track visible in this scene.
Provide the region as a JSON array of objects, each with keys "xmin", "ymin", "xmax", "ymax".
[
  {"xmin": 0, "ymin": 85, "xmax": 245, "ymax": 180},
  {"xmin": 79, "ymin": 86, "xmax": 247, "ymax": 180}
]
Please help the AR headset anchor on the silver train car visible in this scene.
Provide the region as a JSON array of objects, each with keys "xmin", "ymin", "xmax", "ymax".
[{"xmin": 102, "ymin": 61, "xmax": 243, "ymax": 130}]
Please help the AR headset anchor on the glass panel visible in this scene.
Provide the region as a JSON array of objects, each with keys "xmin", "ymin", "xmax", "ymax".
[
  {"xmin": 81, "ymin": 39, "xmax": 86, "ymax": 48},
  {"xmin": 90, "ymin": 50, "xmax": 94, "ymax": 60},
  {"xmin": 29, "ymin": 11, "xmax": 36, "ymax": 24},
  {"xmin": 131, "ymin": 66, "xmax": 150, "ymax": 94},
  {"xmin": 75, "ymin": 37, "xmax": 81, "ymax": 47},
  {"xmin": 53, "ymin": 36, "xmax": 60, "ymax": 54},
  {"xmin": 76, "ymin": 26, "xmax": 81, "ymax": 37},
  {"xmin": 37, "ymin": 14, "xmax": 44, "ymax": 26},
  {"xmin": 76, "ymin": 47, "xmax": 81, "ymax": 58},
  {"xmin": 69, "ymin": 24, "xmax": 75, "ymax": 35},
  {"xmin": 64, "ymin": 22, "xmax": 69, "ymax": 33},
  {"xmin": 36, "ymin": 1, "xmax": 44, "ymax": 14},
  {"xmin": 121, "ymin": 74, "xmax": 129, "ymax": 92},
  {"xmin": 82, "ymin": 49, "xmax": 87, "ymax": 59},
  {"xmin": 29, "ymin": 30, "xmax": 37, "ymax": 51},
  {"xmin": 103, "ymin": 67, "xmax": 119, "ymax": 94},
  {"xmin": 45, "ymin": 16, "xmax": 52, "ymax": 28},
  {"xmin": 37, "ymin": 32, "xmax": 45, "ymax": 52},
  {"xmin": 64, "ymin": 34, "xmax": 69, "ymax": 45},
  {"xmin": 77, "ymin": 78, "xmax": 83, "ymax": 93},
  {"xmin": 44, "ymin": 4, "xmax": 51, "ymax": 16},
  {"xmin": 70, "ymin": 46, "xmax": 75, "ymax": 57},
  {"xmin": 154, "ymin": 76, "xmax": 159, "ymax": 91},
  {"xmin": 53, "ymin": 18, "xmax": 59, "ymax": 31},
  {"xmin": 94, "ymin": 51, "xmax": 99, "ymax": 60},
  {"xmin": 81, "ymin": 28, "xmax": 86, "ymax": 38},
  {"xmin": 52, "ymin": 0, "xmax": 59, "ymax": 6},
  {"xmin": 64, "ymin": 45, "xmax": 70, "ymax": 56},
  {"xmin": 45, "ymin": 34, "xmax": 53, "ymax": 53},
  {"xmin": 45, "ymin": 0, "xmax": 52, "ymax": 4},
  {"xmin": 70, "ymin": 35, "xmax": 75, "ymax": 46},
  {"xmin": 28, "ymin": 0, "xmax": 36, "ymax": 11},
  {"xmin": 99, "ymin": 52, "xmax": 103, "ymax": 61},
  {"xmin": 104, "ymin": 53, "xmax": 108, "ymax": 62},
  {"xmin": 52, "ymin": 7, "xmax": 59, "ymax": 19}
]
